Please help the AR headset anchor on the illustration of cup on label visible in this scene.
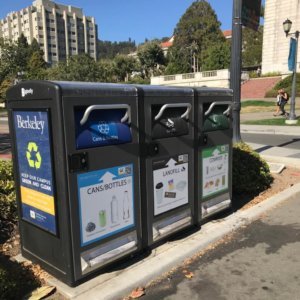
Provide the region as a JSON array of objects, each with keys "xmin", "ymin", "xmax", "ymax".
[
  {"xmin": 176, "ymin": 180, "xmax": 187, "ymax": 192},
  {"xmin": 111, "ymin": 195, "xmax": 119, "ymax": 223},
  {"xmin": 168, "ymin": 179, "xmax": 175, "ymax": 191},
  {"xmin": 156, "ymin": 182, "xmax": 164, "ymax": 204},
  {"xmin": 99, "ymin": 210, "xmax": 106, "ymax": 227},
  {"xmin": 123, "ymin": 191, "xmax": 130, "ymax": 220}
]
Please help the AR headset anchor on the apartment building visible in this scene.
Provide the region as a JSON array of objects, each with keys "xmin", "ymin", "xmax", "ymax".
[
  {"xmin": 262, "ymin": 0, "xmax": 300, "ymax": 74},
  {"xmin": 0, "ymin": 0, "xmax": 98, "ymax": 64}
]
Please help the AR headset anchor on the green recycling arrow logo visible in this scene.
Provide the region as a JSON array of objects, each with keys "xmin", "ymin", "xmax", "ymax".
[{"xmin": 26, "ymin": 142, "xmax": 42, "ymax": 169}]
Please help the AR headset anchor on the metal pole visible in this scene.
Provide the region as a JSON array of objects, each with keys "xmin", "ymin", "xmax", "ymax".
[
  {"xmin": 286, "ymin": 31, "xmax": 298, "ymax": 124},
  {"xmin": 230, "ymin": 0, "xmax": 243, "ymax": 142}
]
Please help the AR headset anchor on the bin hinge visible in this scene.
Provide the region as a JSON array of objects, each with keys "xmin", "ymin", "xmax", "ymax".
[{"xmin": 69, "ymin": 152, "xmax": 89, "ymax": 173}]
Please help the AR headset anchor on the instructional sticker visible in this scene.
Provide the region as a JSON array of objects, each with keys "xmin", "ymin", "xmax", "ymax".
[
  {"xmin": 77, "ymin": 164, "xmax": 135, "ymax": 246},
  {"xmin": 13, "ymin": 111, "xmax": 56, "ymax": 234},
  {"xmin": 202, "ymin": 145, "xmax": 229, "ymax": 198},
  {"xmin": 153, "ymin": 155, "xmax": 188, "ymax": 216}
]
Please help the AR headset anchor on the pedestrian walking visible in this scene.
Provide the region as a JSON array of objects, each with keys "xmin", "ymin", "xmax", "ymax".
[{"xmin": 273, "ymin": 88, "xmax": 289, "ymax": 117}]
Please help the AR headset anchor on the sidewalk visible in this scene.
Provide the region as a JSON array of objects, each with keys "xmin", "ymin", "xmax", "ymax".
[{"xmin": 47, "ymin": 183, "xmax": 300, "ymax": 300}]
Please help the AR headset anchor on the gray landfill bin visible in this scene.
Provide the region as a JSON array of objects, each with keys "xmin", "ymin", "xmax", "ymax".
[
  {"xmin": 6, "ymin": 81, "xmax": 142, "ymax": 286},
  {"xmin": 136, "ymin": 85, "xmax": 195, "ymax": 247},
  {"xmin": 194, "ymin": 88, "xmax": 233, "ymax": 221}
]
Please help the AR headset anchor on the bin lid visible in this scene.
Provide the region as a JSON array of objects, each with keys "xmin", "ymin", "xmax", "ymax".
[
  {"xmin": 135, "ymin": 84, "xmax": 193, "ymax": 97},
  {"xmin": 6, "ymin": 80, "xmax": 139, "ymax": 102},
  {"xmin": 193, "ymin": 87, "xmax": 233, "ymax": 97}
]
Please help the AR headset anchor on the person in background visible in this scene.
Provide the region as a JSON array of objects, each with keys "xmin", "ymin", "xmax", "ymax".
[{"xmin": 274, "ymin": 88, "xmax": 289, "ymax": 116}]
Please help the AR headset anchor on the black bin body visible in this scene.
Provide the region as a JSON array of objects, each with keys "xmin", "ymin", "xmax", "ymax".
[
  {"xmin": 6, "ymin": 81, "xmax": 142, "ymax": 286},
  {"xmin": 194, "ymin": 88, "xmax": 233, "ymax": 222},
  {"xmin": 137, "ymin": 85, "xmax": 195, "ymax": 247}
]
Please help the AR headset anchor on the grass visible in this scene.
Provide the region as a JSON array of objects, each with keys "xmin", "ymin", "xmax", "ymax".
[
  {"xmin": 241, "ymin": 100, "xmax": 275, "ymax": 108},
  {"xmin": 242, "ymin": 118, "xmax": 300, "ymax": 126}
]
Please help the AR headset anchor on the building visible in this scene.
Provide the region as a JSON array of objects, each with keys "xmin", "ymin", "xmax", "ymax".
[
  {"xmin": 0, "ymin": 0, "xmax": 98, "ymax": 64},
  {"xmin": 262, "ymin": 0, "xmax": 299, "ymax": 74}
]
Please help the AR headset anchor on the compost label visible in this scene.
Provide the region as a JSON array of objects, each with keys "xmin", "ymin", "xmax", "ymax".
[
  {"xmin": 202, "ymin": 144, "xmax": 229, "ymax": 198},
  {"xmin": 153, "ymin": 155, "xmax": 188, "ymax": 216},
  {"xmin": 78, "ymin": 164, "xmax": 134, "ymax": 246},
  {"xmin": 13, "ymin": 111, "xmax": 56, "ymax": 234}
]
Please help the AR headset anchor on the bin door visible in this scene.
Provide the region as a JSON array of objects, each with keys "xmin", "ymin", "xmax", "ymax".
[
  {"xmin": 143, "ymin": 100, "xmax": 195, "ymax": 245},
  {"xmin": 62, "ymin": 96, "xmax": 142, "ymax": 280}
]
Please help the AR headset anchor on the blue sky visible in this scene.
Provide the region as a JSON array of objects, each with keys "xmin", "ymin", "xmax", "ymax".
[{"xmin": 0, "ymin": 1, "xmax": 235, "ymax": 44}]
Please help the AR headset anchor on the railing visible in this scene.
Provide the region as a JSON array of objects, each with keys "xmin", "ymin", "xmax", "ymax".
[{"xmin": 163, "ymin": 75, "xmax": 176, "ymax": 81}]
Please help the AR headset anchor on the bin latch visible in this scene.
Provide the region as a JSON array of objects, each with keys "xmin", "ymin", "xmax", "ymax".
[
  {"xmin": 69, "ymin": 152, "xmax": 88, "ymax": 172},
  {"xmin": 199, "ymin": 133, "xmax": 208, "ymax": 146},
  {"xmin": 146, "ymin": 143, "xmax": 159, "ymax": 157}
]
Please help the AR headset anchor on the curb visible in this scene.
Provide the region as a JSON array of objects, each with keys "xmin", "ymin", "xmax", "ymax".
[
  {"xmin": 46, "ymin": 183, "xmax": 300, "ymax": 300},
  {"xmin": 241, "ymin": 125, "xmax": 300, "ymax": 136}
]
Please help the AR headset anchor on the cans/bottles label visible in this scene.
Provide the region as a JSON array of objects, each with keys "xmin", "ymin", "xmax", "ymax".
[{"xmin": 78, "ymin": 164, "xmax": 135, "ymax": 246}]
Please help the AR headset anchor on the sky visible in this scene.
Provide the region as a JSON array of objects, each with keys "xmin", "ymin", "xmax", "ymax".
[{"xmin": 0, "ymin": 1, "xmax": 234, "ymax": 44}]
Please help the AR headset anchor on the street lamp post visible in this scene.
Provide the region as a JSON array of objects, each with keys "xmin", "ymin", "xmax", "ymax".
[{"xmin": 283, "ymin": 19, "xmax": 299, "ymax": 125}]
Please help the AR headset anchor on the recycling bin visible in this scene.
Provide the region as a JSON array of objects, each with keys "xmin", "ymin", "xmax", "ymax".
[
  {"xmin": 136, "ymin": 85, "xmax": 195, "ymax": 247},
  {"xmin": 194, "ymin": 88, "xmax": 233, "ymax": 221},
  {"xmin": 6, "ymin": 81, "xmax": 142, "ymax": 286}
]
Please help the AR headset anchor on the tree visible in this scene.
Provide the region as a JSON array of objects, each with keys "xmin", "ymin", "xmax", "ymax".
[
  {"xmin": 137, "ymin": 41, "xmax": 165, "ymax": 78},
  {"xmin": 113, "ymin": 55, "xmax": 136, "ymax": 82},
  {"xmin": 27, "ymin": 51, "xmax": 47, "ymax": 80},
  {"xmin": 242, "ymin": 26, "xmax": 263, "ymax": 67},
  {"xmin": 167, "ymin": 0, "xmax": 226, "ymax": 73},
  {"xmin": 202, "ymin": 42, "xmax": 231, "ymax": 71}
]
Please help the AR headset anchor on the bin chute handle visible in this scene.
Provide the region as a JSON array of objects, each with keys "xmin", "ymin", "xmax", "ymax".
[
  {"xmin": 80, "ymin": 104, "xmax": 131, "ymax": 126},
  {"xmin": 154, "ymin": 103, "xmax": 192, "ymax": 121},
  {"xmin": 204, "ymin": 101, "xmax": 231, "ymax": 117}
]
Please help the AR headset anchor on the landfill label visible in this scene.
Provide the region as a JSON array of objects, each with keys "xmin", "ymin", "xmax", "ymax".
[
  {"xmin": 202, "ymin": 144, "xmax": 229, "ymax": 198},
  {"xmin": 78, "ymin": 164, "xmax": 134, "ymax": 246},
  {"xmin": 153, "ymin": 155, "xmax": 189, "ymax": 216},
  {"xmin": 13, "ymin": 111, "xmax": 56, "ymax": 234}
]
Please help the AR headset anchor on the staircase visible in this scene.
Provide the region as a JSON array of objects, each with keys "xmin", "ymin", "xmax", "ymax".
[{"xmin": 241, "ymin": 77, "xmax": 281, "ymax": 99}]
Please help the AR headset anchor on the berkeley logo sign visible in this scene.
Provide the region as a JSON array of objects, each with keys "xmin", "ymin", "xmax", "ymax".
[
  {"xmin": 16, "ymin": 115, "xmax": 45, "ymax": 134},
  {"xmin": 21, "ymin": 88, "xmax": 33, "ymax": 98}
]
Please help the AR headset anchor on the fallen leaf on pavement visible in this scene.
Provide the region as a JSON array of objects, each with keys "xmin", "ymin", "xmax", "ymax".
[
  {"xmin": 183, "ymin": 269, "xmax": 194, "ymax": 279},
  {"xmin": 24, "ymin": 285, "xmax": 56, "ymax": 300},
  {"xmin": 129, "ymin": 287, "xmax": 145, "ymax": 299}
]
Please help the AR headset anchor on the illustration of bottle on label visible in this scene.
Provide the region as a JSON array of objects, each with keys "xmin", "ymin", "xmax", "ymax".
[
  {"xmin": 99, "ymin": 210, "xmax": 106, "ymax": 227},
  {"xmin": 156, "ymin": 182, "xmax": 164, "ymax": 204},
  {"xmin": 111, "ymin": 195, "xmax": 119, "ymax": 223},
  {"xmin": 123, "ymin": 191, "xmax": 130, "ymax": 220}
]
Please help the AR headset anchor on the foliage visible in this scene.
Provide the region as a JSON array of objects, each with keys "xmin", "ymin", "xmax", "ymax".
[
  {"xmin": 242, "ymin": 118, "xmax": 300, "ymax": 126},
  {"xmin": 232, "ymin": 142, "xmax": 273, "ymax": 195},
  {"xmin": 241, "ymin": 100, "xmax": 274, "ymax": 107},
  {"xmin": 113, "ymin": 55, "xmax": 137, "ymax": 82},
  {"xmin": 0, "ymin": 161, "xmax": 16, "ymax": 222},
  {"xmin": 97, "ymin": 39, "xmax": 136, "ymax": 59},
  {"xmin": 242, "ymin": 26, "xmax": 263, "ymax": 67},
  {"xmin": 202, "ymin": 42, "xmax": 230, "ymax": 71},
  {"xmin": 265, "ymin": 74, "xmax": 300, "ymax": 98},
  {"xmin": 137, "ymin": 41, "xmax": 165, "ymax": 78},
  {"xmin": 0, "ymin": 78, "xmax": 14, "ymax": 103},
  {"xmin": 0, "ymin": 261, "xmax": 40, "ymax": 300},
  {"xmin": 168, "ymin": 0, "xmax": 226, "ymax": 73}
]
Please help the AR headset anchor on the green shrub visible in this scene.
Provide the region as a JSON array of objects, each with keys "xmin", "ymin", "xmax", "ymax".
[
  {"xmin": 0, "ymin": 161, "xmax": 17, "ymax": 222},
  {"xmin": 265, "ymin": 73, "xmax": 300, "ymax": 98},
  {"xmin": 233, "ymin": 142, "xmax": 273, "ymax": 195}
]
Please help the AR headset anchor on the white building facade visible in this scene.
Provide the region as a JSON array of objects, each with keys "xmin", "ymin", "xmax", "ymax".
[
  {"xmin": 0, "ymin": 0, "xmax": 98, "ymax": 64},
  {"xmin": 262, "ymin": 0, "xmax": 300, "ymax": 74}
]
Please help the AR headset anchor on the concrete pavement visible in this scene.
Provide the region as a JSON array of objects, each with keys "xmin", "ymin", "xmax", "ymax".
[{"xmin": 47, "ymin": 183, "xmax": 300, "ymax": 300}]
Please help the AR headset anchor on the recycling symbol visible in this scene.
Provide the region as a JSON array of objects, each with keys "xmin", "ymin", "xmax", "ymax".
[
  {"xmin": 98, "ymin": 122, "xmax": 110, "ymax": 135},
  {"xmin": 26, "ymin": 142, "xmax": 42, "ymax": 169}
]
